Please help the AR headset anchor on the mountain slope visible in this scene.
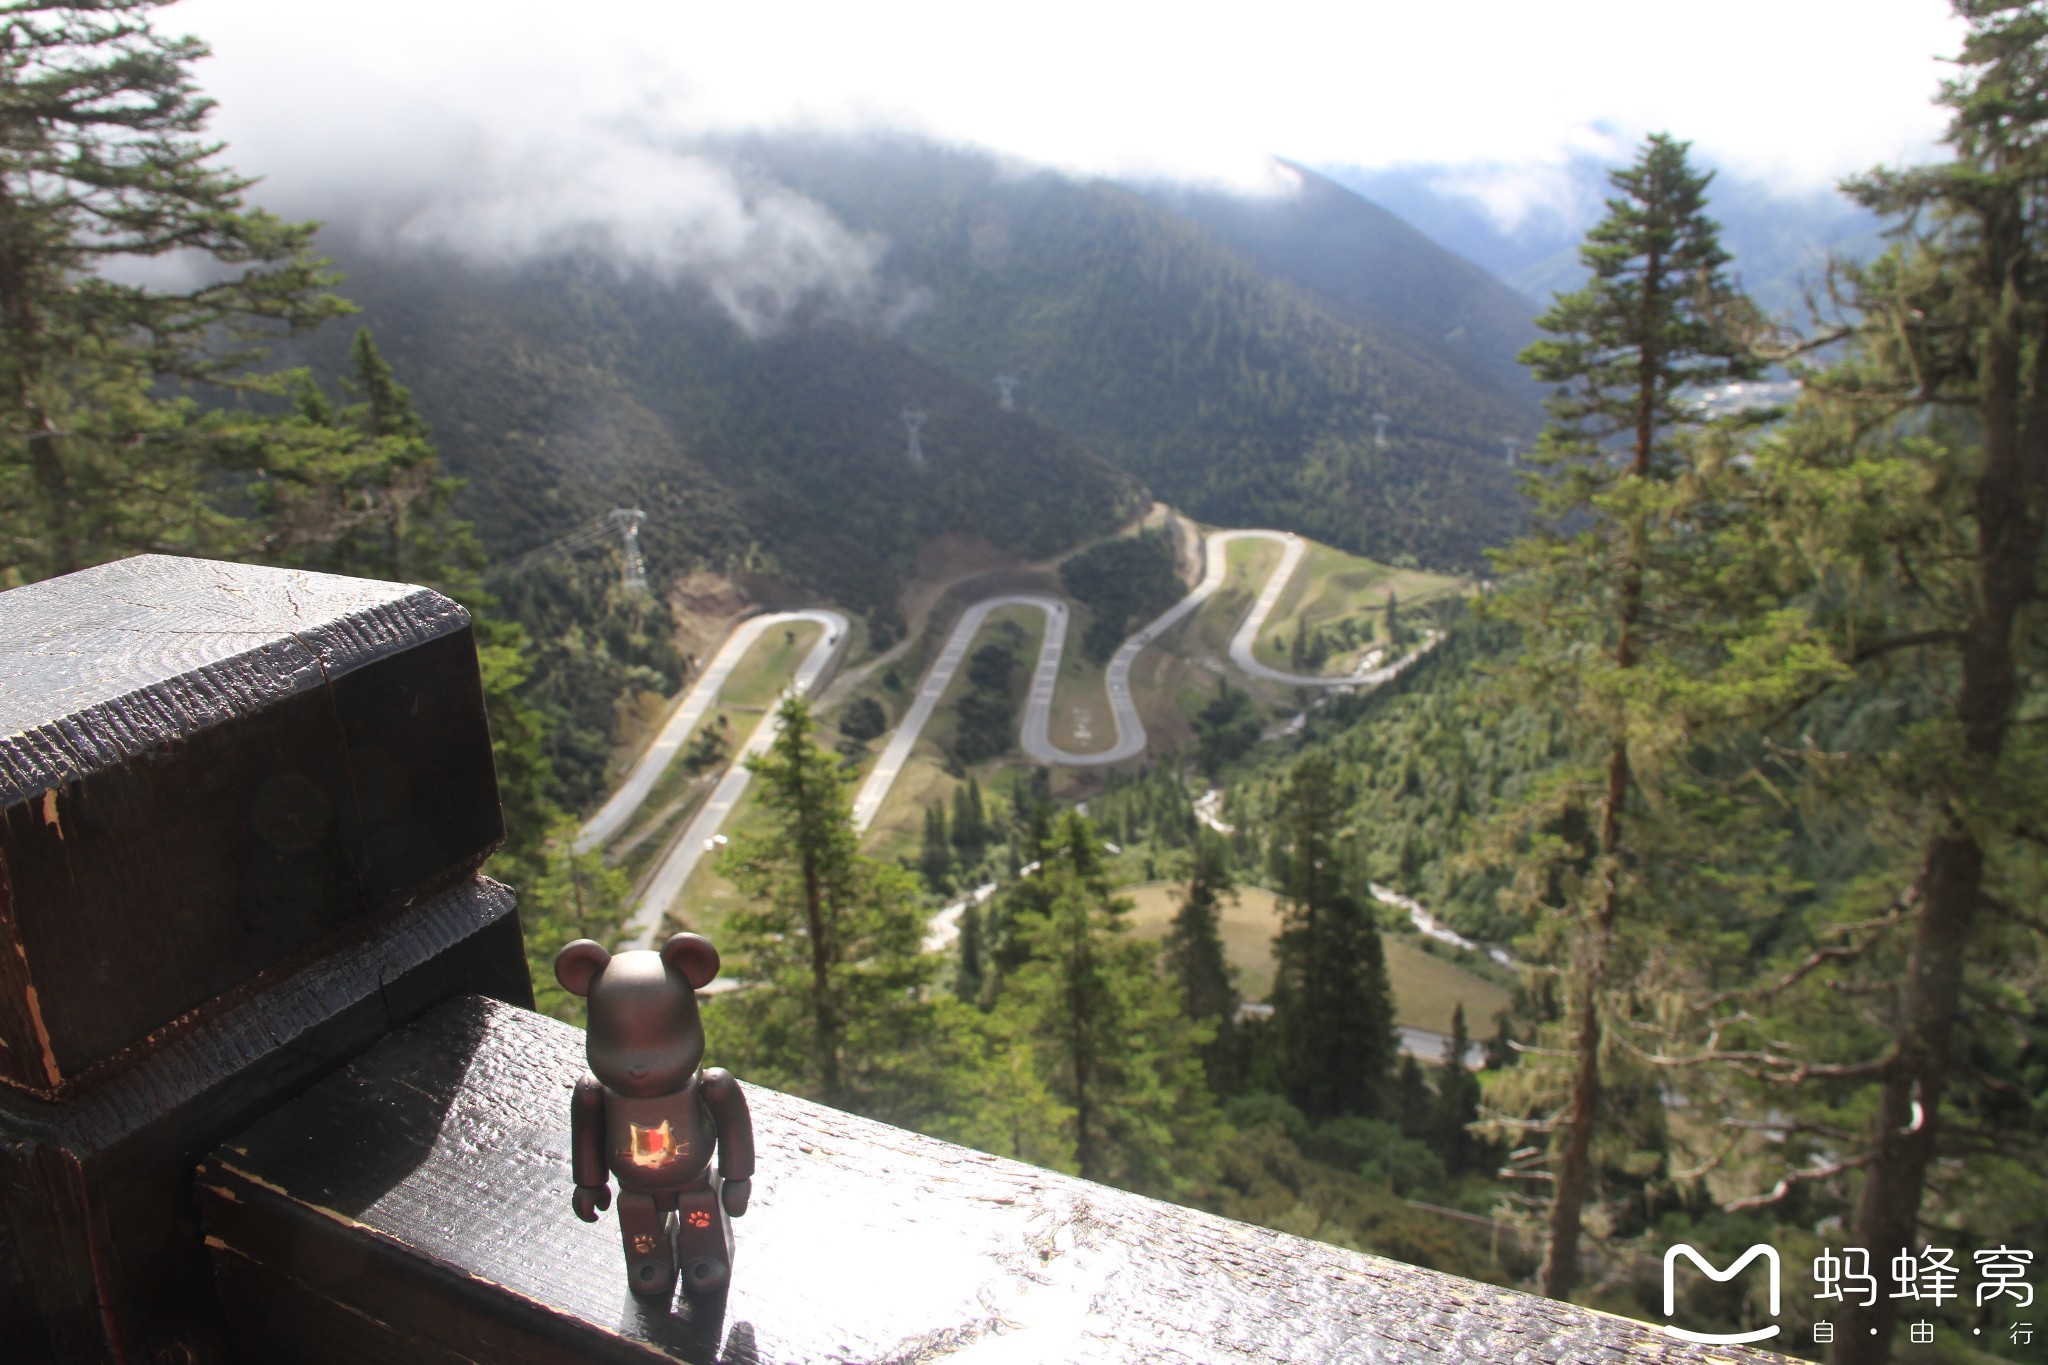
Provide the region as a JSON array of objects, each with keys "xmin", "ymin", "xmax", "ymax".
[
  {"xmin": 729, "ymin": 133, "xmax": 1536, "ymax": 570},
  {"xmin": 298, "ymin": 234, "xmax": 1145, "ymax": 617},
  {"xmin": 1142, "ymin": 160, "xmax": 1543, "ymax": 405}
]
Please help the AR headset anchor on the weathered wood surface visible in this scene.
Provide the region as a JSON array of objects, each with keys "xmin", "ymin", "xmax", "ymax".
[
  {"xmin": 203, "ymin": 996, "xmax": 1797, "ymax": 1364},
  {"xmin": 2, "ymin": 877, "xmax": 533, "ymax": 1364},
  {"xmin": 0, "ymin": 554, "xmax": 503, "ymax": 1095}
]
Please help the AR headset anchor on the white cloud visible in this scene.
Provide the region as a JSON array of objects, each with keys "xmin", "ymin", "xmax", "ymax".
[
  {"xmin": 177, "ymin": 0, "xmax": 1966, "ymax": 195},
  {"xmin": 393, "ymin": 135, "xmax": 884, "ymax": 337},
  {"xmin": 162, "ymin": 0, "xmax": 1968, "ymax": 318}
]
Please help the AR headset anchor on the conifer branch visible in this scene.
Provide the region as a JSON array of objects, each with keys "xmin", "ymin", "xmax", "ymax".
[
  {"xmin": 1717, "ymin": 1116, "xmax": 1860, "ymax": 1142},
  {"xmin": 1851, "ymin": 629, "xmax": 1964, "ymax": 662},
  {"xmin": 1980, "ymin": 890, "xmax": 2048, "ymax": 936},
  {"xmin": 1723, "ymin": 1150, "xmax": 1876, "ymax": 1212},
  {"xmin": 1697, "ymin": 896, "xmax": 1915, "ymax": 1008}
]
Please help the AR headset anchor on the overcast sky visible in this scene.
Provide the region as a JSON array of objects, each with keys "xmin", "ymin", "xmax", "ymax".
[{"xmin": 176, "ymin": 0, "xmax": 1968, "ymax": 227}]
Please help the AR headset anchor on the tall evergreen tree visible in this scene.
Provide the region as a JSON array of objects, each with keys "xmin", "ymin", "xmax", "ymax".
[
  {"xmin": 996, "ymin": 812, "xmax": 1220, "ymax": 1192},
  {"xmin": 954, "ymin": 901, "xmax": 985, "ymax": 1004},
  {"xmin": 1486, "ymin": 132, "xmax": 1764, "ymax": 1301},
  {"xmin": 951, "ymin": 777, "xmax": 987, "ymax": 857},
  {"xmin": 1269, "ymin": 755, "xmax": 1396, "ymax": 1121},
  {"xmin": 1649, "ymin": 10, "xmax": 2048, "ymax": 1359},
  {"xmin": 0, "ymin": 0, "xmax": 350, "ymax": 582},
  {"xmin": 1431, "ymin": 1004, "xmax": 1485, "ymax": 1176},
  {"xmin": 920, "ymin": 802, "xmax": 952, "ymax": 893},
  {"xmin": 1165, "ymin": 831, "xmax": 1240, "ymax": 1090},
  {"xmin": 1390, "ymin": 1056, "xmax": 1433, "ymax": 1139},
  {"xmin": 721, "ymin": 697, "xmax": 989, "ymax": 1129},
  {"xmin": 1818, "ymin": 27, "xmax": 2048, "ymax": 1361}
]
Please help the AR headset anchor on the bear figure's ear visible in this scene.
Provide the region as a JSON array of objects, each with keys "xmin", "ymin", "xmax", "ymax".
[
  {"xmin": 554, "ymin": 939, "xmax": 612, "ymax": 997},
  {"xmin": 660, "ymin": 933, "xmax": 720, "ymax": 991}
]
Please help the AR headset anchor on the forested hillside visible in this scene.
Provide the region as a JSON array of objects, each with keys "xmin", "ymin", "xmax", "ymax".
[
  {"xmin": 725, "ymin": 133, "xmax": 1536, "ymax": 570},
  {"xmin": 289, "ymin": 237, "xmax": 1144, "ymax": 618},
  {"xmin": 1144, "ymin": 160, "xmax": 1544, "ymax": 405}
]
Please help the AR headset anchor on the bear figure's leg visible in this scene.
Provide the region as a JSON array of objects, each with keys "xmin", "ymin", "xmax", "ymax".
[
  {"xmin": 674, "ymin": 1176, "xmax": 733, "ymax": 1296},
  {"xmin": 616, "ymin": 1191, "xmax": 677, "ymax": 1299}
]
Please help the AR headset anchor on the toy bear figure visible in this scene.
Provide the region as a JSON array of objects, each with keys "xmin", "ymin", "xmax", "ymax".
[{"xmin": 554, "ymin": 932, "xmax": 755, "ymax": 1299}]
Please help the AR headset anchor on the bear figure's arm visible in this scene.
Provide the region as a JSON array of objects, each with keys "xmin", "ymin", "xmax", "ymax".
[
  {"xmin": 570, "ymin": 1073, "xmax": 611, "ymax": 1222},
  {"xmin": 701, "ymin": 1067, "xmax": 754, "ymax": 1215}
]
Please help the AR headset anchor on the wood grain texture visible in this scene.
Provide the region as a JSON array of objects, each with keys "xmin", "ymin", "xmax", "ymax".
[
  {"xmin": 0, "ymin": 554, "xmax": 502, "ymax": 1094},
  {"xmin": 0, "ymin": 554, "xmax": 464, "ymax": 801},
  {"xmin": 1, "ymin": 876, "xmax": 532, "ymax": 1365},
  {"xmin": 203, "ymin": 996, "xmax": 1799, "ymax": 1365}
]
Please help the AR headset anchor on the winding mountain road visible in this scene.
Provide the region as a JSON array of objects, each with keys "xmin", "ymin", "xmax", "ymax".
[
  {"xmin": 585, "ymin": 528, "xmax": 1444, "ymax": 942},
  {"xmin": 1217, "ymin": 530, "xmax": 1439, "ymax": 688},
  {"xmin": 583, "ymin": 609, "xmax": 848, "ymax": 949},
  {"xmin": 849, "ymin": 530, "xmax": 1437, "ymax": 829}
]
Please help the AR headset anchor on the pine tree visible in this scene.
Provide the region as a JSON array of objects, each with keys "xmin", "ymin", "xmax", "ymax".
[
  {"xmin": 995, "ymin": 812, "xmax": 1220, "ymax": 1192},
  {"xmin": 1816, "ymin": 27, "xmax": 2048, "ymax": 1360},
  {"xmin": 721, "ymin": 697, "xmax": 988, "ymax": 1127},
  {"xmin": 920, "ymin": 803, "xmax": 952, "ymax": 893},
  {"xmin": 951, "ymin": 777, "xmax": 987, "ymax": 857},
  {"xmin": 0, "ymin": 1, "xmax": 349, "ymax": 582},
  {"xmin": 955, "ymin": 901, "xmax": 985, "ymax": 1003},
  {"xmin": 1653, "ymin": 11, "xmax": 2048, "ymax": 1358},
  {"xmin": 1391, "ymin": 1056, "xmax": 1433, "ymax": 1138},
  {"xmin": 1486, "ymin": 132, "xmax": 1764, "ymax": 1301},
  {"xmin": 1269, "ymin": 755, "xmax": 1396, "ymax": 1121},
  {"xmin": 1431, "ymin": 1004, "xmax": 1485, "ymax": 1175},
  {"xmin": 1165, "ymin": 831, "xmax": 1240, "ymax": 1090}
]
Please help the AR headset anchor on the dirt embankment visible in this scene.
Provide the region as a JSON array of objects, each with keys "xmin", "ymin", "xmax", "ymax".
[{"xmin": 667, "ymin": 570, "xmax": 753, "ymax": 673}]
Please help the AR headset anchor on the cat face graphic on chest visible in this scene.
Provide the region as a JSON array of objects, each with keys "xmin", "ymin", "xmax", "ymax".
[{"xmin": 627, "ymin": 1120, "xmax": 678, "ymax": 1167}]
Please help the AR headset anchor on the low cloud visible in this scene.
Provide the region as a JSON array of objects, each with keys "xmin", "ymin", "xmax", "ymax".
[
  {"xmin": 388, "ymin": 132, "xmax": 884, "ymax": 337},
  {"xmin": 1427, "ymin": 156, "xmax": 1616, "ymax": 237},
  {"xmin": 193, "ymin": 52, "xmax": 884, "ymax": 337}
]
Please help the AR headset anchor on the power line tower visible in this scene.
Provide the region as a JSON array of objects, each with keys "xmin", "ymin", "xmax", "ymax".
[
  {"xmin": 901, "ymin": 408, "xmax": 927, "ymax": 467},
  {"xmin": 1501, "ymin": 437, "xmax": 1519, "ymax": 467},
  {"xmin": 610, "ymin": 508, "xmax": 649, "ymax": 593},
  {"xmin": 1371, "ymin": 412, "xmax": 1390, "ymax": 449},
  {"xmin": 994, "ymin": 375, "xmax": 1018, "ymax": 411},
  {"xmin": 492, "ymin": 507, "xmax": 653, "ymax": 594}
]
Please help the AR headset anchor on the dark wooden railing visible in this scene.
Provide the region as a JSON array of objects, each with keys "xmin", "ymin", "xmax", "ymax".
[{"xmin": 0, "ymin": 555, "xmax": 1794, "ymax": 1364}]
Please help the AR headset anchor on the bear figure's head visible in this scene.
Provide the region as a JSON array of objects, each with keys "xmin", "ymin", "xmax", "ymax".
[{"xmin": 554, "ymin": 933, "xmax": 721, "ymax": 1099}]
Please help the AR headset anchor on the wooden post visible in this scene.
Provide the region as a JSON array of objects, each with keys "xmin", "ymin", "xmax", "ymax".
[{"xmin": 0, "ymin": 555, "xmax": 533, "ymax": 1363}]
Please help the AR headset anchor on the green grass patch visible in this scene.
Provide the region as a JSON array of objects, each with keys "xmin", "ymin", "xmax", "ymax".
[
  {"xmin": 1187, "ymin": 537, "xmax": 1282, "ymax": 660},
  {"xmin": 1251, "ymin": 543, "xmax": 1465, "ymax": 672},
  {"xmin": 1118, "ymin": 881, "xmax": 1510, "ymax": 1030},
  {"xmin": 1048, "ymin": 603, "xmax": 1115, "ymax": 754},
  {"xmin": 859, "ymin": 605, "xmax": 1043, "ymax": 857},
  {"xmin": 723, "ymin": 621, "xmax": 823, "ymax": 708}
]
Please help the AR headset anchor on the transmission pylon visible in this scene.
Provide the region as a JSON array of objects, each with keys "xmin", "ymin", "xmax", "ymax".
[
  {"xmin": 994, "ymin": 375, "xmax": 1018, "ymax": 411},
  {"xmin": 901, "ymin": 408, "xmax": 927, "ymax": 466},
  {"xmin": 491, "ymin": 506, "xmax": 654, "ymax": 594},
  {"xmin": 610, "ymin": 508, "xmax": 649, "ymax": 593},
  {"xmin": 1371, "ymin": 412, "xmax": 1390, "ymax": 448}
]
